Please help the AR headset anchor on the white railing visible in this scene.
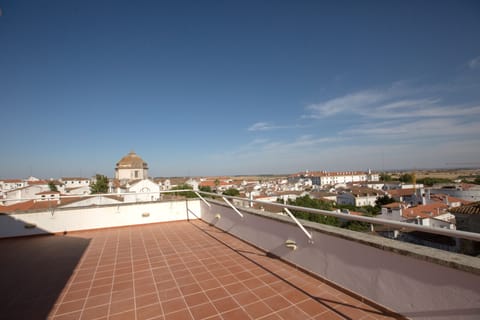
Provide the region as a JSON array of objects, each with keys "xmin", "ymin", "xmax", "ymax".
[
  {"xmin": 194, "ymin": 191, "xmax": 480, "ymax": 242},
  {"xmin": 2, "ymin": 189, "xmax": 480, "ymax": 242}
]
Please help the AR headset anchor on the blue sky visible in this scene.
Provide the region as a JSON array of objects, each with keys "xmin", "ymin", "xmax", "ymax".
[{"xmin": 1, "ymin": 0, "xmax": 480, "ymax": 178}]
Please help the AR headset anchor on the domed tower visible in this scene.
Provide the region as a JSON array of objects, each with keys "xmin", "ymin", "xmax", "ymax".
[{"xmin": 115, "ymin": 151, "xmax": 148, "ymax": 182}]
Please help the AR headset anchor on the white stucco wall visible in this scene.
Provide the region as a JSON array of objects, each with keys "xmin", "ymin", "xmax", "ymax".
[{"xmin": 0, "ymin": 199, "xmax": 200, "ymax": 238}]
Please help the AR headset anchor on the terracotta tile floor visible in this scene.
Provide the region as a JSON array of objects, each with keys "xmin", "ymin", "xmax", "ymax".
[{"xmin": 3, "ymin": 220, "xmax": 403, "ymax": 320}]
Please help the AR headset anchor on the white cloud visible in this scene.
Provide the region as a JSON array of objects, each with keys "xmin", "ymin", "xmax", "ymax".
[
  {"xmin": 247, "ymin": 122, "xmax": 273, "ymax": 131},
  {"xmin": 305, "ymin": 90, "xmax": 388, "ymax": 118},
  {"xmin": 247, "ymin": 121, "xmax": 302, "ymax": 131},
  {"xmin": 304, "ymin": 83, "xmax": 480, "ymax": 123},
  {"xmin": 342, "ymin": 118, "xmax": 480, "ymax": 139},
  {"xmin": 468, "ymin": 56, "xmax": 480, "ymax": 69}
]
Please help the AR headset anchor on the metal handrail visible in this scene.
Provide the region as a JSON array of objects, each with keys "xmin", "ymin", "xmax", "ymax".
[
  {"xmin": 2, "ymin": 189, "xmax": 480, "ymax": 242},
  {"xmin": 195, "ymin": 191, "xmax": 480, "ymax": 242}
]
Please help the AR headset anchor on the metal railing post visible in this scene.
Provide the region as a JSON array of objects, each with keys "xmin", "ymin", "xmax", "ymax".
[
  {"xmin": 222, "ymin": 197, "xmax": 244, "ymax": 218},
  {"xmin": 284, "ymin": 208, "xmax": 313, "ymax": 241},
  {"xmin": 195, "ymin": 192, "xmax": 211, "ymax": 207}
]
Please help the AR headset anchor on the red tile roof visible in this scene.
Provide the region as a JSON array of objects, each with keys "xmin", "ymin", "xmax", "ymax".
[
  {"xmin": 449, "ymin": 202, "xmax": 480, "ymax": 215},
  {"xmin": 387, "ymin": 188, "xmax": 416, "ymax": 197},
  {"xmin": 0, "ymin": 200, "xmax": 59, "ymax": 213},
  {"xmin": 27, "ymin": 180, "xmax": 49, "ymax": 185},
  {"xmin": 402, "ymin": 203, "xmax": 449, "ymax": 219},
  {"xmin": 1, "ymin": 179, "xmax": 23, "ymax": 183},
  {"xmin": 348, "ymin": 187, "xmax": 384, "ymax": 197},
  {"xmin": 199, "ymin": 181, "xmax": 233, "ymax": 187},
  {"xmin": 382, "ymin": 202, "xmax": 404, "ymax": 209},
  {"xmin": 429, "ymin": 193, "xmax": 472, "ymax": 205}
]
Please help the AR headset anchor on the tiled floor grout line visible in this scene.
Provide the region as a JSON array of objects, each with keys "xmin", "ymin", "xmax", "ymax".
[
  {"xmin": 190, "ymin": 221, "xmax": 281, "ymax": 320},
  {"xmin": 154, "ymin": 224, "xmax": 196, "ymax": 320},
  {"xmin": 175, "ymin": 223, "xmax": 241, "ymax": 320},
  {"xmin": 128, "ymin": 227, "xmax": 139, "ymax": 320},
  {"xmin": 142, "ymin": 226, "xmax": 166, "ymax": 319},
  {"xmin": 105, "ymin": 229, "xmax": 120, "ymax": 319},
  {"xmin": 48, "ymin": 234, "xmax": 101, "ymax": 319},
  {"xmin": 76, "ymin": 235, "xmax": 109, "ymax": 319},
  {"xmin": 176, "ymin": 224, "xmax": 222, "ymax": 320}
]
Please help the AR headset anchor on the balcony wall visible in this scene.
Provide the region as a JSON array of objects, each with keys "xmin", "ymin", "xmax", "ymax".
[
  {"xmin": 200, "ymin": 200, "xmax": 480, "ymax": 320},
  {"xmin": 0, "ymin": 199, "xmax": 200, "ymax": 238}
]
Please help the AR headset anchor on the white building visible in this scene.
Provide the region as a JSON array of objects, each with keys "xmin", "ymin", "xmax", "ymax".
[
  {"xmin": 292, "ymin": 170, "xmax": 379, "ymax": 187},
  {"xmin": 124, "ymin": 179, "xmax": 160, "ymax": 202},
  {"xmin": 3, "ymin": 183, "xmax": 50, "ymax": 205},
  {"xmin": 0, "ymin": 179, "xmax": 28, "ymax": 194},
  {"xmin": 61, "ymin": 177, "xmax": 90, "ymax": 188},
  {"xmin": 115, "ymin": 151, "xmax": 149, "ymax": 183},
  {"xmin": 336, "ymin": 187, "xmax": 384, "ymax": 207}
]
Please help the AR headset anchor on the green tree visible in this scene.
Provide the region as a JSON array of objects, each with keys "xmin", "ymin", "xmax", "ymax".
[
  {"xmin": 361, "ymin": 205, "xmax": 380, "ymax": 216},
  {"xmin": 416, "ymin": 177, "xmax": 452, "ymax": 186},
  {"xmin": 214, "ymin": 179, "xmax": 220, "ymax": 189},
  {"xmin": 90, "ymin": 174, "xmax": 109, "ymax": 194},
  {"xmin": 170, "ymin": 184, "xmax": 197, "ymax": 198},
  {"xmin": 398, "ymin": 173, "xmax": 414, "ymax": 183},
  {"xmin": 344, "ymin": 220, "xmax": 371, "ymax": 232},
  {"xmin": 375, "ymin": 195, "xmax": 395, "ymax": 208},
  {"xmin": 48, "ymin": 181, "xmax": 58, "ymax": 192},
  {"xmin": 285, "ymin": 195, "xmax": 339, "ymax": 227},
  {"xmin": 379, "ymin": 173, "xmax": 392, "ymax": 182},
  {"xmin": 223, "ymin": 188, "xmax": 240, "ymax": 197},
  {"xmin": 199, "ymin": 186, "xmax": 212, "ymax": 193}
]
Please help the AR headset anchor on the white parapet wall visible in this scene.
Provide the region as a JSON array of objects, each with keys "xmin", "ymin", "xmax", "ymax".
[
  {"xmin": 0, "ymin": 199, "xmax": 200, "ymax": 238},
  {"xmin": 200, "ymin": 200, "xmax": 480, "ymax": 320}
]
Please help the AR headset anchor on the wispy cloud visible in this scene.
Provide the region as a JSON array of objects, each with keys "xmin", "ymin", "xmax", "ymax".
[
  {"xmin": 222, "ymin": 134, "xmax": 342, "ymax": 159},
  {"xmin": 305, "ymin": 84, "xmax": 480, "ymax": 120},
  {"xmin": 247, "ymin": 122, "xmax": 274, "ymax": 131},
  {"xmin": 342, "ymin": 118, "xmax": 480, "ymax": 139},
  {"xmin": 247, "ymin": 121, "xmax": 301, "ymax": 131},
  {"xmin": 305, "ymin": 90, "xmax": 389, "ymax": 118},
  {"xmin": 302, "ymin": 81, "xmax": 480, "ymax": 146},
  {"xmin": 468, "ymin": 56, "xmax": 480, "ymax": 69}
]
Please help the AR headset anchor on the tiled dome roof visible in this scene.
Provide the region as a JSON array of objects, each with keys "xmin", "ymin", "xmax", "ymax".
[{"xmin": 116, "ymin": 151, "xmax": 148, "ymax": 169}]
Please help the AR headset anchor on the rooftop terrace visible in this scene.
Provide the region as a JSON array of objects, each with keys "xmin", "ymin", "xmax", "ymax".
[
  {"xmin": 1, "ymin": 192, "xmax": 479, "ymax": 319},
  {"xmin": 2, "ymin": 220, "xmax": 400, "ymax": 320}
]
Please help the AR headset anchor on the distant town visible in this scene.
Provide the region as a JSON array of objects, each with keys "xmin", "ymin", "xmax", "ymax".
[{"xmin": 1, "ymin": 151, "xmax": 479, "ymax": 255}]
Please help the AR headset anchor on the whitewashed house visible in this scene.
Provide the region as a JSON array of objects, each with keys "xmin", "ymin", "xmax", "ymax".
[
  {"xmin": 337, "ymin": 188, "xmax": 384, "ymax": 207},
  {"xmin": 124, "ymin": 179, "xmax": 160, "ymax": 202}
]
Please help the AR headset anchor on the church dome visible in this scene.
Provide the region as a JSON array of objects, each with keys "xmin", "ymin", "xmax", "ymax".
[{"xmin": 116, "ymin": 151, "xmax": 148, "ymax": 170}]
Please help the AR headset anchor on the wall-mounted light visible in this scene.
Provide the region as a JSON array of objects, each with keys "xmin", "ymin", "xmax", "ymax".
[{"xmin": 285, "ymin": 239, "xmax": 297, "ymax": 250}]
